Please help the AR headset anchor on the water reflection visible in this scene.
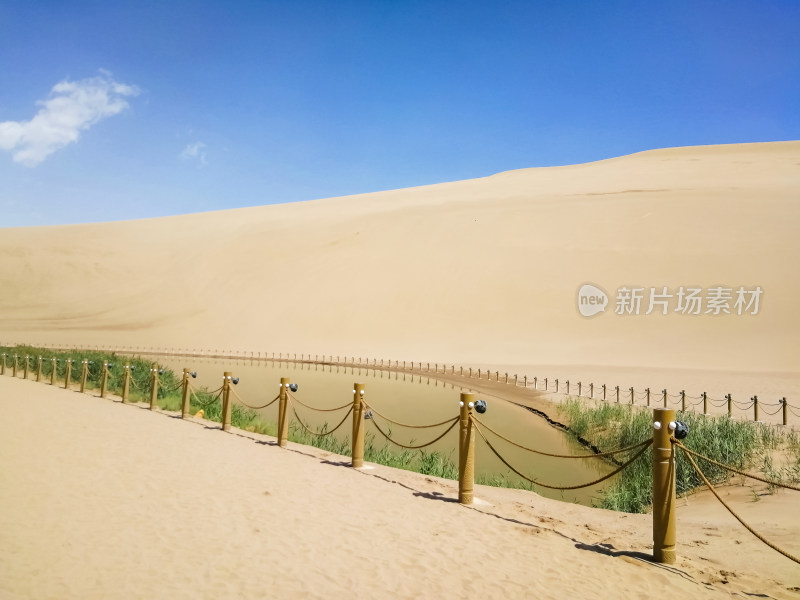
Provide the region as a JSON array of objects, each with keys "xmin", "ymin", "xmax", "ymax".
[{"xmin": 148, "ymin": 355, "xmax": 612, "ymax": 506}]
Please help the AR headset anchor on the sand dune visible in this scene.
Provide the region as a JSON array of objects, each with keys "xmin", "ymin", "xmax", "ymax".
[
  {"xmin": 2, "ymin": 376, "xmax": 798, "ymax": 599},
  {"xmin": 1, "ymin": 142, "xmax": 798, "ymax": 401},
  {"xmin": 2, "ymin": 146, "xmax": 799, "ymax": 598}
]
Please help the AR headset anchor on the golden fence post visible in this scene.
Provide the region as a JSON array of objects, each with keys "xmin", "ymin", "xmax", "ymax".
[
  {"xmin": 781, "ymin": 398, "xmax": 788, "ymax": 426},
  {"xmin": 727, "ymin": 394, "xmax": 732, "ymax": 418},
  {"xmin": 100, "ymin": 361, "xmax": 108, "ymax": 396},
  {"xmin": 505, "ymin": 372, "xmax": 509, "ymax": 384},
  {"xmin": 80, "ymin": 360, "xmax": 88, "ymax": 393},
  {"xmin": 524, "ymin": 375, "xmax": 528, "ymax": 387},
  {"xmin": 181, "ymin": 368, "xmax": 191, "ymax": 418},
  {"xmin": 23, "ymin": 356, "xmax": 30, "ymax": 379},
  {"xmin": 545, "ymin": 377, "xmax": 548, "ymax": 390},
  {"xmin": 495, "ymin": 370, "xmax": 499, "ymax": 381},
  {"xmin": 221, "ymin": 372, "xmax": 232, "ymax": 431},
  {"xmin": 652, "ymin": 407, "xmax": 677, "ymax": 564},
  {"xmin": 12, "ymin": 355, "xmax": 18, "ymax": 377},
  {"xmin": 36, "ymin": 356, "xmax": 43, "ymax": 382},
  {"xmin": 352, "ymin": 383, "xmax": 365, "ymax": 467},
  {"xmin": 51, "ymin": 358, "xmax": 58, "ymax": 386},
  {"xmin": 680, "ymin": 390, "xmax": 686, "ymax": 412},
  {"xmin": 753, "ymin": 396, "xmax": 759, "ymax": 422},
  {"xmin": 64, "ymin": 360, "xmax": 72, "ymax": 390},
  {"xmin": 149, "ymin": 364, "xmax": 159, "ymax": 410},
  {"xmin": 278, "ymin": 377, "xmax": 289, "ymax": 447},
  {"xmin": 121, "ymin": 365, "xmax": 131, "ymax": 403},
  {"xmin": 459, "ymin": 392, "xmax": 475, "ymax": 504}
]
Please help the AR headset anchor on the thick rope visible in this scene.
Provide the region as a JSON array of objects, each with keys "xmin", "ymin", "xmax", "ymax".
[
  {"xmin": 127, "ymin": 374, "xmax": 141, "ymax": 391},
  {"xmin": 673, "ymin": 441, "xmax": 800, "ymax": 492},
  {"xmin": 163, "ymin": 381, "xmax": 185, "ymax": 394},
  {"xmin": 760, "ymin": 404, "xmax": 785, "ymax": 416},
  {"xmin": 288, "ymin": 391, "xmax": 351, "ymax": 412},
  {"xmin": 363, "ymin": 401, "xmax": 458, "ymax": 429},
  {"xmin": 471, "ymin": 416, "xmax": 651, "ymax": 459},
  {"xmin": 369, "ymin": 416, "xmax": 459, "ymax": 450},
  {"xmin": 187, "ymin": 383, "xmax": 223, "ymax": 408},
  {"xmin": 678, "ymin": 445, "xmax": 800, "ymax": 565},
  {"xmin": 230, "ymin": 387, "xmax": 280, "ymax": 410},
  {"xmin": 291, "ymin": 404, "xmax": 354, "ymax": 437},
  {"xmin": 472, "ymin": 422, "xmax": 653, "ymax": 490}
]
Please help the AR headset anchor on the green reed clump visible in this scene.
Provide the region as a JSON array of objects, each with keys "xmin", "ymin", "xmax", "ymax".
[
  {"xmin": 559, "ymin": 397, "xmax": 800, "ymax": 513},
  {"xmin": 477, "ymin": 472, "xmax": 535, "ymax": 491},
  {"xmin": 0, "ymin": 344, "xmax": 179, "ymax": 399},
  {"xmin": 286, "ymin": 421, "xmax": 458, "ymax": 479},
  {"xmin": 418, "ymin": 449, "xmax": 458, "ymax": 480},
  {"xmin": 288, "ymin": 422, "xmax": 352, "ymax": 456}
]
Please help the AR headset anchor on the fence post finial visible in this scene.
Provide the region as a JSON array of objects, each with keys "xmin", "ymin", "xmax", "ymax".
[
  {"xmin": 278, "ymin": 377, "xmax": 290, "ymax": 447},
  {"xmin": 100, "ymin": 361, "xmax": 108, "ymax": 396},
  {"xmin": 65, "ymin": 360, "xmax": 73, "ymax": 391},
  {"xmin": 652, "ymin": 407, "xmax": 677, "ymax": 564},
  {"xmin": 352, "ymin": 383, "xmax": 365, "ymax": 468},
  {"xmin": 149, "ymin": 363, "xmax": 159, "ymax": 410},
  {"xmin": 121, "ymin": 364, "xmax": 130, "ymax": 403},
  {"xmin": 80, "ymin": 359, "xmax": 89, "ymax": 393},
  {"xmin": 180, "ymin": 368, "xmax": 191, "ymax": 418},
  {"xmin": 221, "ymin": 372, "xmax": 232, "ymax": 431},
  {"xmin": 459, "ymin": 392, "xmax": 476, "ymax": 504}
]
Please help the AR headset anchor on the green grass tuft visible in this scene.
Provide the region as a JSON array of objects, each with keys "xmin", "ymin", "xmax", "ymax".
[{"xmin": 559, "ymin": 397, "xmax": 800, "ymax": 513}]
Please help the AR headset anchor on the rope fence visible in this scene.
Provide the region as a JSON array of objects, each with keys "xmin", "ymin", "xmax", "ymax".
[
  {"xmin": 2, "ymin": 343, "xmax": 799, "ymax": 569},
  {"xmin": 472, "ymin": 419, "xmax": 653, "ymax": 491},
  {"xmin": 291, "ymin": 404, "xmax": 354, "ymax": 437},
  {"xmin": 6, "ymin": 344, "xmax": 795, "ymax": 428}
]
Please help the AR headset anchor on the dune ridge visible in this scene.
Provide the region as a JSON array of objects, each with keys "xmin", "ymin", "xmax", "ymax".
[{"xmin": 0, "ymin": 141, "xmax": 798, "ymax": 399}]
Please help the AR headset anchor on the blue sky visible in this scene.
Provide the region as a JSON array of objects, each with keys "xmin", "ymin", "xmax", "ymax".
[{"xmin": 1, "ymin": 1, "xmax": 798, "ymax": 227}]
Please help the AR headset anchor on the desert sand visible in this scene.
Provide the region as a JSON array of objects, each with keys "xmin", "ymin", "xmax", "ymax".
[
  {"xmin": 1, "ymin": 142, "xmax": 799, "ymax": 597},
  {"xmin": 1, "ymin": 375, "xmax": 799, "ymax": 599},
  {"xmin": 0, "ymin": 142, "xmax": 798, "ymax": 402}
]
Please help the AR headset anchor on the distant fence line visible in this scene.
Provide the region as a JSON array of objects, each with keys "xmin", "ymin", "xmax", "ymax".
[
  {"xmin": 3, "ymin": 342, "xmax": 795, "ymax": 427},
  {"xmin": 2, "ymin": 346, "xmax": 798, "ymax": 568}
]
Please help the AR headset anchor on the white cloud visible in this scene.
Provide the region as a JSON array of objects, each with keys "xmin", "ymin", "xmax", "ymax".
[
  {"xmin": 0, "ymin": 72, "xmax": 139, "ymax": 167},
  {"xmin": 180, "ymin": 141, "xmax": 208, "ymax": 166}
]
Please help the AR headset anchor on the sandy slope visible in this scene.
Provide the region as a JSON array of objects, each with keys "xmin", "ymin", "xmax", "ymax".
[
  {"xmin": 0, "ymin": 142, "xmax": 798, "ymax": 402},
  {"xmin": 1, "ymin": 376, "xmax": 799, "ymax": 599}
]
